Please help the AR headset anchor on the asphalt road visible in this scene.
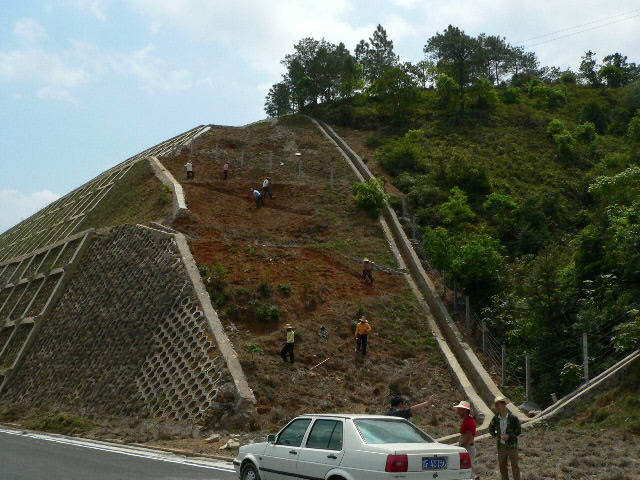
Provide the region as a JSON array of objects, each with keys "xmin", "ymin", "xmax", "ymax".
[{"xmin": 0, "ymin": 429, "xmax": 237, "ymax": 480}]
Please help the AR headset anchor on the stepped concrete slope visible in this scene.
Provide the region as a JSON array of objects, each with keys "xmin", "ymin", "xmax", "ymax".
[{"xmin": 0, "ymin": 125, "xmax": 256, "ymax": 429}]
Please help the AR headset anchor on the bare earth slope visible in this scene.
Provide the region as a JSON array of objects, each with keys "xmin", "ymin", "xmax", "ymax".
[{"xmin": 160, "ymin": 116, "xmax": 463, "ymax": 438}]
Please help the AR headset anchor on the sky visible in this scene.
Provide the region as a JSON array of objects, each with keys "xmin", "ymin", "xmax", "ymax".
[{"xmin": 1, "ymin": 0, "xmax": 639, "ymax": 233}]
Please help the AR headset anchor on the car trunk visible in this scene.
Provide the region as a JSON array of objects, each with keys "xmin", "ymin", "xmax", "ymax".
[{"xmin": 388, "ymin": 443, "xmax": 463, "ymax": 472}]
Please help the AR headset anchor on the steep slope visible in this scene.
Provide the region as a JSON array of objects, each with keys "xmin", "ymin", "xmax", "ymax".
[{"xmin": 160, "ymin": 117, "xmax": 465, "ymax": 437}]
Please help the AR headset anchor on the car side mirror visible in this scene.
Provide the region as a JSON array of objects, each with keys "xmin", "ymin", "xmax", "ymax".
[{"xmin": 267, "ymin": 434, "xmax": 276, "ymax": 443}]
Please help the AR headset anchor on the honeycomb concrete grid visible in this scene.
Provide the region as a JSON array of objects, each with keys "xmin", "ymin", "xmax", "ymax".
[{"xmin": 0, "ymin": 224, "xmax": 255, "ymax": 427}]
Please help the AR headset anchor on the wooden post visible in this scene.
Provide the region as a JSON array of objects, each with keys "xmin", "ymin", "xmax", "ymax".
[
  {"xmin": 525, "ymin": 351, "xmax": 532, "ymax": 402},
  {"xmin": 465, "ymin": 296, "xmax": 471, "ymax": 331},
  {"xmin": 501, "ymin": 344, "xmax": 506, "ymax": 387},
  {"xmin": 583, "ymin": 332, "xmax": 589, "ymax": 382}
]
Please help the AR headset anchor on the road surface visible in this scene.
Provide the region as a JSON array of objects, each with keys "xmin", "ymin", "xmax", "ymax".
[{"xmin": 0, "ymin": 428, "xmax": 237, "ymax": 480}]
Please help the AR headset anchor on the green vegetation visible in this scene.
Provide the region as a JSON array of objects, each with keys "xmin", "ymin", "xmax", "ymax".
[
  {"xmin": 352, "ymin": 177, "xmax": 389, "ymax": 218},
  {"xmin": 24, "ymin": 411, "xmax": 96, "ymax": 435},
  {"xmin": 266, "ymin": 24, "xmax": 640, "ymax": 407},
  {"xmin": 80, "ymin": 160, "xmax": 172, "ymax": 231}
]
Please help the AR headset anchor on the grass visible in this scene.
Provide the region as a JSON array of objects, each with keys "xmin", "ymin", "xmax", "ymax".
[
  {"xmin": 80, "ymin": 160, "xmax": 172, "ymax": 231},
  {"xmin": 23, "ymin": 411, "xmax": 96, "ymax": 435}
]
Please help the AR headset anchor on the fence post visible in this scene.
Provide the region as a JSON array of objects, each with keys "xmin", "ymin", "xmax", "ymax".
[
  {"xmin": 269, "ymin": 152, "xmax": 272, "ymax": 175},
  {"xmin": 482, "ymin": 321, "xmax": 486, "ymax": 353},
  {"xmin": 465, "ymin": 296, "xmax": 470, "ymax": 331},
  {"xmin": 501, "ymin": 344, "xmax": 506, "ymax": 387},
  {"xmin": 401, "ymin": 197, "xmax": 408, "ymax": 219},
  {"xmin": 582, "ymin": 332, "xmax": 589, "ymax": 382},
  {"xmin": 241, "ymin": 150, "xmax": 244, "ymax": 168},
  {"xmin": 190, "ymin": 138, "xmax": 195, "ymax": 154},
  {"xmin": 525, "ymin": 351, "xmax": 531, "ymax": 402},
  {"xmin": 453, "ymin": 281, "xmax": 458, "ymax": 316}
]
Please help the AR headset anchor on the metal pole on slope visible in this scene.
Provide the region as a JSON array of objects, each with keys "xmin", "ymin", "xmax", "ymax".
[
  {"xmin": 501, "ymin": 344, "xmax": 506, "ymax": 387},
  {"xmin": 582, "ymin": 332, "xmax": 589, "ymax": 382},
  {"xmin": 525, "ymin": 351, "xmax": 532, "ymax": 402}
]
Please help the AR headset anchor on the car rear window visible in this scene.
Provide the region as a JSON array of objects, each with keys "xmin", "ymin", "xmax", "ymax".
[{"xmin": 354, "ymin": 419, "xmax": 433, "ymax": 444}]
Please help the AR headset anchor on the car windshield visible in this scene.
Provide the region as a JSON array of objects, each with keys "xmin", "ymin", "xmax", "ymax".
[{"xmin": 354, "ymin": 419, "xmax": 433, "ymax": 444}]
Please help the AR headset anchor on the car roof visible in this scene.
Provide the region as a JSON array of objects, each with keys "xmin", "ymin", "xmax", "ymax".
[{"xmin": 299, "ymin": 414, "xmax": 404, "ymax": 420}]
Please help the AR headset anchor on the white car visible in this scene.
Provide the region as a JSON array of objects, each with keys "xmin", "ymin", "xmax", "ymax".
[{"xmin": 234, "ymin": 414, "xmax": 474, "ymax": 480}]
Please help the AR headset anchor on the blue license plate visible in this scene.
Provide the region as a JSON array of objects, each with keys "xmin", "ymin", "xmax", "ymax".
[{"xmin": 422, "ymin": 457, "xmax": 447, "ymax": 470}]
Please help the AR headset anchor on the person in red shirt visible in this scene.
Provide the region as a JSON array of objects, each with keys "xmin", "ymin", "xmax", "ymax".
[{"xmin": 454, "ymin": 401, "xmax": 477, "ymax": 467}]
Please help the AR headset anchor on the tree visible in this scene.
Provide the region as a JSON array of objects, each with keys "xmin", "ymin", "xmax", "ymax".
[
  {"xmin": 424, "ymin": 25, "xmax": 479, "ymax": 95},
  {"xmin": 600, "ymin": 53, "xmax": 639, "ymax": 87},
  {"xmin": 264, "ymin": 82, "xmax": 291, "ymax": 117},
  {"xmin": 579, "ymin": 51, "xmax": 600, "ymax": 87},
  {"xmin": 436, "ymin": 74, "xmax": 459, "ymax": 108},
  {"xmin": 470, "ymin": 76, "xmax": 498, "ymax": 109},
  {"xmin": 371, "ymin": 66, "xmax": 419, "ymax": 122},
  {"xmin": 507, "ymin": 46, "xmax": 539, "ymax": 85},
  {"xmin": 629, "ymin": 110, "xmax": 640, "ymax": 142},
  {"xmin": 355, "ymin": 25, "xmax": 399, "ymax": 85},
  {"xmin": 479, "ymin": 35, "xmax": 510, "ymax": 84},
  {"xmin": 352, "ymin": 177, "xmax": 389, "ymax": 218},
  {"xmin": 581, "ymin": 99, "xmax": 608, "ymax": 134}
]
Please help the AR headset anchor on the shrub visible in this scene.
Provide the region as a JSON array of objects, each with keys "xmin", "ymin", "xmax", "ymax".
[
  {"xmin": 502, "ymin": 87, "xmax": 520, "ymax": 104},
  {"xmin": 553, "ymin": 131, "xmax": 577, "ymax": 160},
  {"xmin": 438, "ymin": 187, "xmax": 476, "ymax": 226},
  {"xmin": 352, "ymin": 177, "xmax": 390, "ymax": 218},
  {"xmin": 560, "ymin": 70, "xmax": 577, "ymax": 84},
  {"xmin": 581, "ymin": 99, "xmax": 608, "ymax": 133},
  {"xmin": 247, "ymin": 343, "xmax": 264, "ymax": 354},
  {"xmin": 576, "ymin": 122, "xmax": 597, "ymax": 143},
  {"xmin": 254, "ymin": 303, "xmax": 280, "ymax": 323},
  {"xmin": 628, "ymin": 110, "xmax": 640, "ymax": 142},
  {"xmin": 257, "ymin": 280, "xmax": 272, "ymax": 299},
  {"xmin": 560, "ymin": 362, "xmax": 583, "ymax": 388},
  {"xmin": 613, "ymin": 310, "xmax": 640, "ymax": 353},
  {"xmin": 471, "ymin": 76, "xmax": 498, "ymax": 109},
  {"xmin": 376, "ymin": 138, "xmax": 425, "ymax": 175},
  {"xmin": 364, "ymin": 133, "xmax": 383, "ymax": 148},
  {"xmin": 436, "ymin": 74, "xmax": 459, "ymax": 108},
  {"xmin": 547, "ymin": 119, "xmax": 567, "ymax": 136},
  {"xmin": 546, "ymin": 86, "xmax": 567, "ymax": 108},
  {"xmin": 199, "ymin": 264, "xmax": 228, "ymax": 307},
  {"xmin": 277, "ymin": 283, "xmax": 292, "ymax": 296}
]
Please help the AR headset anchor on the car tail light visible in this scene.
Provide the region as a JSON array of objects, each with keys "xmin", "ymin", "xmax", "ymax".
[
  {"xmin": 459, "ymin": 452, "xmax": 472, "ymax": 469},
  {"xmin": 385, "ymin": 454, "xmax": 408, "ymax": 472}
]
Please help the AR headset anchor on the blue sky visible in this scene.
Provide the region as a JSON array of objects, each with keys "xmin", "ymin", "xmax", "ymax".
[{"xmin": 1, "ymin": 0, "xmax": 639, "ymax": 233}]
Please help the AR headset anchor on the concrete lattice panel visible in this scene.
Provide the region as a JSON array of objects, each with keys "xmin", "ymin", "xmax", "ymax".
[{"xmin": 0, "ymin": 225, "xmax": 254, "ymax": 427}]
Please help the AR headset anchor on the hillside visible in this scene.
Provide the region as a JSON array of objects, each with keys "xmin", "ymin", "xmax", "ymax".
[{"xmin": 158, "ymin": 116, "xmax": 464, "ymax": 437}]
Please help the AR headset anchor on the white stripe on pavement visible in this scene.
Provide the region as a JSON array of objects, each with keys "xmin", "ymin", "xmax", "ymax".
[{"xmin": 0, "ymin": 428, "xmax": 235, "ymax": 472}]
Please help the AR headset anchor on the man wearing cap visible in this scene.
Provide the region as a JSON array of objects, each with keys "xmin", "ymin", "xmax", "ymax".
[
  {"xmin": 362, "ymin": 258, "xmax": 374, "ymax": 284},
  {"xmin": 489, "ymin": 396, "xmax": 522, "ymax": 480},
  {"xmin": 281, "ymin": 324, "xmax": 295, "ymax": 363},
  {"xmin": 354, "ymin": 317, "xmax": 372, "ymax": 355},
  {"xmin": 386, "ymin": 395, "xmax": 436, "ymax": 419},
  {"xmin": 454, "ymin": 401, "xmax": 477, "ymax": 466},
  {"xmin": 262, "ymin": 177, "xmax": 274, "ymax": 200}
]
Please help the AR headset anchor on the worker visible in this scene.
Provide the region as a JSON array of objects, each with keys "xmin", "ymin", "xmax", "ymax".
[
  {"xmin": 354, "ymin": 317, "xmax": 372, "ymax": 355},
  {"xmin": 223, "ymin": 161, "xmax": 230, "ymax": 180},
  {"xmin": 185, "ymin": 160, "xmax": 194, "ymax": 180},
  {"xmin": 262, "ymin": 177, "xmax": 274, "ymax": 200},
  {"xmin": 489, "ymin": 396, "xmax": 522, "ymax": 480},
  {"xmin": 281, "ymin": 324, "xmax": 295, "ymax": 363},
  {"xmin": 454, "ymin": 401, "xmax": 477, "ymax": 466},
  {"xmin": 250, "ymin": 188, "xmax": 264, "ymax": 208},
  {"xmin": 362, "ymin": 258, "xmax": 374, "ymax": 284},
  {"xmin": 386, "ymin": 395, "xmax": 437, "ymax": 419}
]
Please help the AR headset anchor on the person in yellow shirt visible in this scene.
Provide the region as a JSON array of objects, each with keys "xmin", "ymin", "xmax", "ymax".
[
  {"xmin": 355, "ymin": 317, "xmax": 372, "ymax": 355},
  {"xmin": 281, "ymin": 324, "xmax": 295, "ymax": 363}
]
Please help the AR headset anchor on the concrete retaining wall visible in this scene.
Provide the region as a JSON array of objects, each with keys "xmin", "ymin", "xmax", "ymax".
[
  {"xmin": 148, "ymin": 156, "xmax": 189, "ymax": 219},
  {"xmin": 311, "ymin": 117, "xmax": 527, "ymax": 425},
  {"xmin": 0, "ymin": 225, "xmax": 255, "ymax": 428}
]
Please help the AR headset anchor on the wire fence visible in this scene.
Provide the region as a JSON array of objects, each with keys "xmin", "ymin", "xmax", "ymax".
[{"xmin": 395, "ymin": 201, "xmax": 637, "ymax": 405}]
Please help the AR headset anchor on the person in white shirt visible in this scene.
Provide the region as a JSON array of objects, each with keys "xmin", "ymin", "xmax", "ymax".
[
  {"xmin": 262, "ymin": 177, "xmax": 274, "ymax": 200},
  {"xmin": 250, "ymin": 188, "xmax": 264, "ymax": 208},
  {"xmin": 185, "ymin": 161, "xmax": 194, "ymax": 179}
]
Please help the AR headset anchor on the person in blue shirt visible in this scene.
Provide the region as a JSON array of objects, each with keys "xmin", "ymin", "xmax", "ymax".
[{"xmin": 250, "ymin": 188, "xmax": 264, "ymax": 208}]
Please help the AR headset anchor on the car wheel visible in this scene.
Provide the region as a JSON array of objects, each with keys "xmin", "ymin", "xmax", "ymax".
[{"xmin": 241, "ymin": 463, "xmax": 261, "ymax": 480}]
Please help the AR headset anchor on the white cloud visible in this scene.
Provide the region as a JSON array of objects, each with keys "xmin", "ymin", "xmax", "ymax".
[
  {"xmin": 13, "ymin": 18, "xmax": 48, "ymax": 44},
  {"xmin": 0, "ymin": 189, "xmax": 61, "ymax": 234},
  {"xmin": 128, "ymin": 0, "xmax": 372, "ymax": 78}
]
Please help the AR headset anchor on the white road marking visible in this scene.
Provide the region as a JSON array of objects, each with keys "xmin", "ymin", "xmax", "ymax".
[{"xmin": 0, "ymin": 427, "xmax": 235, "ymax": 472}]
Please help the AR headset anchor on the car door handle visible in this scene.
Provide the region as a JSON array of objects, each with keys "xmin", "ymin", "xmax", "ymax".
[
  {"xmin": 289, "ymin": 450, "xmax": 298, "ymax": 455},
  {"xmin": 327, "ymin": 454, "xmax": 337, "ymax": 459}
]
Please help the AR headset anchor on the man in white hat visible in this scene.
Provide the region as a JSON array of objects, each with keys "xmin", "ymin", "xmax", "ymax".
[
  {"xmin": 362, "ymin": 258, "xmax": 374, "ymax": 284},
  {"xmin": 489, "ymin": 396, "xmax": 521, "ymax": 480},
  {"xmin": 280, "ymin": 324, "xmax": 295, "ymax": 363},
  {"xmin": 354, "ymin": 317, "xmax": 372, "ymax": 355},
  {"xmin": 454, "ymin": 401, "xmax": 477, "ymax": 467}
]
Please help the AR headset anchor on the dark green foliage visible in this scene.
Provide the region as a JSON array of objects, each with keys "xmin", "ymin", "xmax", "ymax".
[
  {"xmin": 553, "ymin": 131, "xmax": 577, "ymax": 160},
  {"xmin": 254, "ymin": 303, "xmax": 281, "ymax": 323},
  {"xmin": 376, "ymin": 137, "xmax": 425, "ymax": 175},
  {"xmin": 579, "ymin": 50, "xmax": 600, "ymax": 87},
  {"xmin": 199, "ymin": 264, "xmax": 228, "ymax": 308},
  {"xmin": 470, "ymin": 76, "xmax": 498, "ymax": 109},
  {"xmin": 257, "ymin": 280, "xmax": 273, "ymax": 299},
  {"xmin": 581, "ymin": 99, "xmax": 608, "ymax": 133},
  {"xmin": 352, "ymin": 178, "xmax": 390, "ymax": 218},
  {"xmin": 576, "ymin": 122, "xmax": 597, "ymax": 143},
  {"xmin": 501, "ymin": 87, "xmax": 520, "ymax": 104},
  {"xmin": 355, "ymin": 24, "xmax": 399, "ymax": 85},
  {"xmin": 436, "ymin": 74, "xmax": 459, "ymax": 108},
  {"xmin": 547, "ymin": 119, "xmax": 566, "ymax": 136},
  {"xmin": 277, "ymin": 283, "xmax": 292, "ymax": 296},
  {"xmin": 560, "ymin": 70, "xmax": 577, "ymax": 84},
  {"xmin": 628, "ymin": 110, "xmax": 640, "ymax": 142}
]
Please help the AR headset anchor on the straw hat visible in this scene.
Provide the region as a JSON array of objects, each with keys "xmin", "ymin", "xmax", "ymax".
[
  {"xmin": 363, "ymin": 257, "xmax": 370, "ymax": 262},
  {"xmin": 285, "ymin": 324, "xmax": 293, "ymax": 329},
  {"xmin": 494, "ymin": 396, "xmax": 509, "ymax": 405},
  {"xmin": 453, "ymin": 401, "xmax": 472, "ymax": 411}
]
